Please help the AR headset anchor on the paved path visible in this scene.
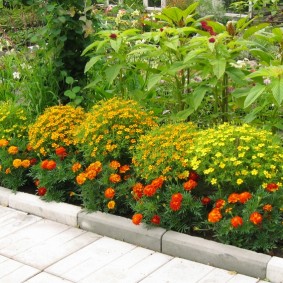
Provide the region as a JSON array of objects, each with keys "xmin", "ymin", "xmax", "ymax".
[{"xmin": 0, "ymin": 205, "xmax": 271, "ymax": 283}]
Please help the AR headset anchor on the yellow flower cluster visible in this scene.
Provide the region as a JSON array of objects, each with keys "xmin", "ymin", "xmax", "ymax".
[
  {"xmin": 75, "ymin": 97, "xmax": 158, "ymax": 162},
  {"xmin": 187, "ymin": 123, "xmax": 283, "ymax": 189},
  {"xmin": 132, "ymin": 122, "xmax": 197, "ymax": 180},
  {"xmin": 28, "ymin": 105, "xmax": 86, "ymax": 155},
  {"xmin": 0, "ymin": 101, "xmax": 29, "ymax": 140}
]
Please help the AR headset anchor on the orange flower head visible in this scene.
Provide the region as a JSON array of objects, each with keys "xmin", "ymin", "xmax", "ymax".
[
  {"xmin": 266, "ymin": 183, "xmax": 279, "ymax": 192},
  {"xmin": 170, "ymin": 200, "xmax": 182, "ymax": 211},
  {"xmin": 21, "ymin": 159, "xmax": 31, "ymax": 168},
  {"xmin": 109, "ymin": 173, "xmax": 122, "ymax": 183},
  {"xmin": 12, "ymin": 159, "xmax": 22, "ymax": 168},
  {"xmin": 37, "ymin": 187, "xmax": 47, "ymax": 196},
  {"xmin": 151, "ymin": 215, "xmax": 161, "ymax": 225},
  {"xmin": 215, "ymin": 199, "xmax": 226, "ymax": 209},
  {"xmin": 72, "ymin": 162, "xmax": 82, "ymax": 173},
  {"xmin": 34, "ymin": 179, "xmax": 40, "ymax": 187},
  {"xmin": 239, "ymin": 191, "xmax": 252, "ymax": 204},
  {"xmin": 107, "ymin": 200, "xmax": 116, "ymax": 209},
  {"xmin": 26, "ymin": 144, "xmax": 33, "ymax": 151},
  {"xmin": 119, "ymin": 164, "xmax": 130, "ymax": 174},
  {"xmin": 55, "ymin": 147, "xmax": 67, "ymax": 159},
  {"xmin": 171, "ymin": 193, "xmax": 183, "ymax": 202},
  {"xmin": 110, "ymin": 160, "xmax": 121, "ymax": 170},
  {"xmin": 105, "ymin": 188, "xmax": 115, "ymax": 199},
  {"xmin": 143, "ymin": 184, "xmax": 157, "ymax": 197},
  {"xmin": 189, "ymin": 171, "xmax": 199, "ymax": 181},
  {"xmin": 263, "ymin": 204, "xmax": 272, "ymax": 212},
  {"xmin": 5, "ymin": 168, "xmax": 11, "ymax": 174},
  {"xmin": 249, "ymin": 212, "xmax": 263, "ymax": 225},
  {"xmin": 76, "ymin": 173, "xmax": 87, "ymax": 185},
  {"xmin": 8, "ymin": 146, "xmax": 19, "ymax": 155},
  {"xmin": 151, "ymin": 176, "xmax": 164, "ymax": 189},
  {"xmin": 46, "ymin": 160, "xmax": 56, "ymax": 170},
  {"xmin": 132, "ymin": 213, "xmax": 143, "ymax": 225},
  {"xmin": 86, "ymin": 169, "xmax": 97, "ymax": 180},
  {"xmin": 0, "ymin": 139, "xmax": 9, "ymax": 147},
  {"xmin": 132, "ymin": 183, "xmax": 144, "ymax": 200},
  {"xmin": 228, "ymin": 193, "xmax": 239, "ymax": 204},
  {"xmin": 208, "ymin": 208, "xmax": 222, "ymax": 223},
  {"xmin": 201, "ymin": 196, "xmax": 211, "ymax": 205},
  {"xmin": 231, "ymin": 216, "xmax": 243, "ymax": 228},
  {"xmin": 87, "ymin": 161, "xmax": 102, "ymax": 174},
  {"xmin": 41, "ymin": 160, "xmax": 49, "ymax": 169},
  {"xmin": 183, "ymin": 179, "xmax": 198, "ymax": 191}
]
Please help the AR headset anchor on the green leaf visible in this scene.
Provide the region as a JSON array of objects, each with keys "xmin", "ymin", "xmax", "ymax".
[
  {"xmin": 206, "ymin": 21, "xmax": 226, "ymax": 34},
  {"xmin": 72, "ymin": 86, "xmax": 81, "ymax": 94},
  {"xmin": 249, "ymin": 49, "xmax": 274, "ymax": 64},
  {"xmin": 163, "ymin": 38, "xmax": 179, "ymax": 51},
  {"xmin": 211, "ymin": 59, "xmax": 226, "ymax": 79},
  {"xmin": 243, "ymin": 23, "xmax": 269, "ymax": 39},
  {"xmin": 110, "ymin": 37, "xmax": 122, "ymax": 53},
  {"xmin": 175, "ymin": 108, "xmax": 194, "ymax": 121},
  {"xmin": 147, "ymin": 74, "xmax": 163, "ymax": 90},
  {"xmin": 65, "ymin": 76, "xmax": 74, "ymax": 84},
  {"xmin": 84, "ymin": 56, "xmax": 103, "ymax": 73},
  {"xmin": 82, "ymin": 41, "xmax": 99, "ymax": 56},
  {"xmin": 64, "ymin": 90, "xmax": 76, "ymax": 99},
  {"xmin": 192, "ymin": 86, "xmax": 208, "ymax": 110},
  {"xmin": 105, "ymin": 64, "xmax": 123, "ymax": 85},
  {"xmin": 226, "ymin": 68, "xmax": 246, "ymax": 86},
  {"xmin": 243, "ymin": 105, "xmax": 265, "ymax": 123},
  {"xmin": 84, "ymin": 77, "xmax": 102, "ymax": 89},
  {"xmin": 184, "ymin": 48, "xmax": 206, "ymax": 63},
  {"xmin": 244, "ymin": 84, "xmax": 266, "ymax": 108},
  {"xmin": 271, "ymin": 78, "xmax": 283, "ymax": 105}
]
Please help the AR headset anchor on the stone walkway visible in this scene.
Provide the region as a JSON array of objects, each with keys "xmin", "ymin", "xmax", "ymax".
[{"xmin": 0, "ymin": 205, "xmax": 273, "ymax": 283}]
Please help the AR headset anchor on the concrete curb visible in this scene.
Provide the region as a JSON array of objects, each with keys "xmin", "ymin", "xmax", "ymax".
[{"xmin": 0, "ymin": 187, "xmax": 282, "ymax": 282}]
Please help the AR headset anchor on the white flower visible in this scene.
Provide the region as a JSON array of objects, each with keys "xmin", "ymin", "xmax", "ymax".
[
  {"xmin": 12, "ymin": 72, "xmax": 21, "ymax": 80},
  {"xmin": 263, "ymin": 78, "xmax": 271, "ymax": 85}
]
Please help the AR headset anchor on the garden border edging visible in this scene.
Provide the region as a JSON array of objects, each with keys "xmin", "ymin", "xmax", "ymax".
[{"xmin": 0, "ymin": 186, "xmax": 282, "ymax": 282}]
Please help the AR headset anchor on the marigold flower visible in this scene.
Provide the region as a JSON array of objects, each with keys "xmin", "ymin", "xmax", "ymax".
[
  {"xmin": 21, "ymin": 159, "xmax": 31, "ymax": 168},
  {"xmin": 201, "ymin": 196, "xmax": 211, "ymax": 205},
  {"xmin": 72, "ymin": 162, "xmax": 82, "ymax": 173},
  {"xmin": 119, "ymin": 164, "xmax": 130, "ymax": 174},
  {"xmin": 132, "ymin": 213, "xmax": 143, "ymax": 225},
  {"xmin": 46, "ymin": 160, "xmax": 56, "ymax": 170},
  {"xmin": 189, "ymin": 171, "xmax": 199, "ymax": 181},
  {"xmin": 34, "ymin": 179, "xmax": 40, "ymax": 187},
  {"xmin": 151, "ymin": 176, "xmax": 164, "ymax": 189},
  {"xmin": 86, "ymin": 170, "xmax": 97, "ymax": 180},
  {"xmin": 37, "ymin": 187, "xmax": 47, "ymax": 196},
  {"xmin": 228, "ymin": 193, "xmax": 239, "ymax": 204},
  {"xmin": 208, "ymin": 208, "xmax": 222, "ymax": 223},
  {"xmin": 183, "ymin": 179, "xmax": 198, "ymax": 191},
  {"xmin": 107, "ymin": 200, "xmax": 116, "ymax": 209},
  {"xmin": 105, "ymin": 187, "xmax": 115, "ymax": 199},
  {"xmin": 5, "ymin": 168, "xmax": 11, "ymax": 174},
  {"xmin": 263, "ymin": 204, "xmax": 272, "ymax": 212},
  {"xmin": 55, "ymin": 147, "xmax": 67, "ymax": 159},
  {"xmin": 0, "ymin": 139, "xmax": 9, "ymax": 147},
  {"xmin": 215, "ymin": 199, "xmax": 226, "ymax": 209},
  {"xmin": 109, "ymin": 173, "xmax": 122, "ymax": 183},
  {"xmin": 239, "ymin": 192, "xmax": 252, "ymax": 204},
  {"xmin": 266, "ymin": 183, "xmax": 279, "ymax": 192},
  {"xmin": 110, "ymin": 160, "xmax": 121, "ymax": 170},
  {"xmin": 151, "ymin": 215, "xmax": 161, "ymax": 225},
  {"xmin": 170, "ymin": 200, "xmax": 182, "ymax": 211},
  {"xmin": 41, "ymin": 160, "xmax": 49, "ymax": 169},
  {"xmin": 231, "ymin": 216, "xmax": 243, "ymax": 228},
  {"xmin": 143, "ymin": 184, "xmax": 157, "ymax": 197},
  {"xmin": 8, "ymin": 146, "xmax": 19, "ymax": 155},
  {"xmin": 26, "ymin": 144, "xmax": 33, "ymax": 151},
  {"xmin": 249, "ymin": 212, "xmax": 263, "ymax": 225},
  {"xmin": 76, "ymin": 173, "xmax": 87, "ymax": 185},
  {"xmin": 69, "ymin": 191, "xmax": 76, "ymax": 197},
  {"xmin": 171, "ymin": 193, "xmax": 183, "ymax": 202},
  {"xmin": 29, "ymin": 158, "xmax": 37, "ymax": 165},
  {"xmin": 13, "ymin": 159, "xmax": 22, "ymax": 168},
  {"xmin": 132, "ymin": 182, "xmax": 144, "ymax": 200}
]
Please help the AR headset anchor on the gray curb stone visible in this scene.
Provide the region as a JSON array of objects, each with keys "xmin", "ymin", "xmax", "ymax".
[
  {"xmin": 8, "ymin": 192, "xmax": 82, "ymax": 227},
  {"xmin": 0, "ymin": 186, "xmax": 13, "ymax": 207},
  {"xmin": 266, "ymin": 257, "xmax": 283, "ymax": 283},
  {"xmin": 78, "ymin": 210, "xmax": 166, "ymax": 252},
  {"xmin": 162, "ymin": 230, "xmax": 271, "ymax": 279}
]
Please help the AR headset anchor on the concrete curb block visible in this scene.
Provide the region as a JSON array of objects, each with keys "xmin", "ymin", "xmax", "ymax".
[{"xmin": 1, "ymin": 189, "xmax": 282, "ymax": 282}]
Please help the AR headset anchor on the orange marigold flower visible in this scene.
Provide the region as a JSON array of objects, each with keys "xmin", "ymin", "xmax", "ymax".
[
  {"xmin": 201, "ymin": 196, "xmax": 211, "ymax": 205},
  {"xmin": 34, "ymin": 179, "xmax": 40, "ymax": 187},
  {"xmin": 55, "ymin": 147, "xmax": 67, "ymax": 159},
  {"xmin": 109, "ymin": 173, "xmax": 122, "ymax": 183},
  {"xmin": 119, "ymin": 164, "xmax": 130, "ymax": 174},
  {"xmin": 87, "ymin": 161, "xmax": 102, "ymax": 174},
  {"xmin": 41, "ymin": 160, "xmax": 49, "ymax": 169},
  {"xmin": 105, "ymin": 187, "xmax": 115, "ymax": 199},
  {"xmin": 143, "ymin": 184, "xmax": 157, "ymax": 197},
  {"xmin": 46, "ymin": 160, "xmax": 56, "ymax": 170},
  {"xmin": 37, "ymin": 187, "xmax": 47, "ymax": 196},
  {"xmin": 5, "ymin": 168, "xmax": 11, "ymax": 174},
  {"xmin": 86, "ymin": 169, "xmax": 97, "ymax": 180},
  {"xmin": 151, "ymin": 215, "xmax": 161, "ymax": 225},
  {"xmin": 231, "ymin": 216, "xmax": 243, "ymax": 228},
  {"xmin": 21, "ymin": 159, "xmax": 31, "ymax": 168},
  {"xmin": 110, "ymin": 160, "xmax": 121, "ymax": 170},
  {"xmin": 132, "ymin": 183, "xmax": 144, "ymax": 200},
  {"xmin": 0, "ymin": 139, "xmax": 9, "ymax": 147},
  {"xmin": 12, "ymin": 159, "xmax": 22, "ymax": 168},
  {"xmin": 228, "ymin": 193, "xmax": 239, "ymax": 203},
  {"xmin": 132, "ymin": 213, "xmax": 143, "ymax": 225},
  {"xmin": 26, "ymin": 144, "xmax": 33, "ymax": 151},
  {"xmin": 189, "ymin": 171, "xmax": 199, "ymax": 181},
  {"xmin": 263, "ymin": 204, "xmax": 272, "ymax": 212},
  {"xmin": 151, "ymin": 176, "xmax": 164, "ymax": 189},
  {"xmin": 249, "ymin": 212, "xmax": 263, "ymax": 225},
  {"xmin": 69, "ymin": 191, "xmax": 76, "ymax": 197},
  {"xmin": 107, "ymin": 200, "xmax": 116, "ymax": 209},
  {"xmin": 8, "ymin": 146, "xmax": 18, "ymax": 155},
  {"xmin": 171, "ymin": 193, "xmax": 183, "ymax": 202},
  {"xmin": 72, "ymin": 162, "xmax": 82, "ymax": 173},
  {"xmin": 266, "ymin": 183, "xmax": 279, "ymax": 192},
  {"xmin": 76, "ymin": 173, "xmax": 87, "ymax": 185},
  {"xmin": 208, "ymin": 208, "xmax": 222, "ymax": 223},
  {"xmin": 183, "ymin": 179, "xmax": 198, "ymax": 191},
  {"xmin": 215, "ymin": 199, "xmax": 226, "ymax": 209},
  {"xmin": 239, "ymin": 191, "xmax": 252, "ymax": 204},
  {"xmin": 170, "ymin": 200, "xmax": 182, "ymax": 211}
]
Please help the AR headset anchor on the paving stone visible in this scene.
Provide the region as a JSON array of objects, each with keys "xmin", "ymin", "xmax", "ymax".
[
  {"xmin": 9, "ymin": 192, "xmax": 82, "ymax": 226},
  {"xmin": 197, "ymin": 268, "xmax": 236, "ymax": 282},
  {"xmin": 266, "ymin": 257, "xmax": 283, "ymax": 283},
  {"xmin": 162, "ymin": 230, "xmax": 271, "ymax": 279},
  {"xmin": 0, "ymin": 187, "xmax": 13, "ymax": 207},
  {"xmin": 78, "ymin": 210, "xmax": 166, "ymax": 251},
  {"xmin": 80, "ymin": 247, "xmax": 172, "ymax": 283},
  {"xmin": 139, "ymin": 257, "xmax": 215, "ymax": 283},
  {"xmin": 0, "ymin": 256, "xmax": 39, "ymax": 283},
  {"xmin": 46, "ymin": 236, "xmax": 136, "ymax": 282},
  {"xmin": 227, "ymin": 274, "xmax": 261, "ymax": 283},
  {"xmin": 25, "ymin": 272, "xmax": 74, "ymax": 283}
]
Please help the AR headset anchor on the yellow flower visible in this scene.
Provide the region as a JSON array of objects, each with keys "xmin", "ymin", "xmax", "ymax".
[
  {"xmin": 13, "ymin": 159, "xmax": 22, "ymax": 168},
  {"xmin": 8, "ymin": 146, "xmax": 19, "ymax": 155},
  {"xmin": 251, "ymin": 169, "xmax": 258, "ymax": 175},
  {"xmin": 107, "ymin": 200, "xmax": 116, "ymax": 209},
  {"xmin": 236, "ymin": 178, "xmax": 243, "ymax": 185},
  {"xmin": 219, "ymin": 162, "xmax": 225, "ymax": 169},
  {"xmin": 211, "ymin": 178, "xmax": 217, "ymax": 185}
]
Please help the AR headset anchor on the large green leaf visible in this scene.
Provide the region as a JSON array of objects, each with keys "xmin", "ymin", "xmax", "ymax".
[
  {"xmin": 105, "ymin": 64, "xmax": 123, "ymax": 85},
  {"xmin": 184, "ymin": 48, "xmax": 206, "ymax": 63},
  {"xmin": 249, "ymin": 49, "xmax": 274, "ymax": 64},
  {"xmin": 243, "ymin": 23, "xmax": 269, "ymax": 39},
  {"xmin": 147, "ymin": 74, "xmax": 163, "ymax": 90},
  {"xmin": 84, "ymin": 56, "xmax": 103, "ymax": 73},
  {"xmin": 226, "ymin": 68, "xmax": 246, "ymax": 86},
  {"xmin": 192, "ymin": 86, "xmax": 208, "ymax": 110},
  {"xmin": 244, "ymin": 84, "xmax": 266, "ymax": 108},
  {"xmin": 211, "ymin": 59, "xmax": 226, "ymax": 79},
  {"xmin": 271, "ymin": 78, "xmax": 283, "ymax": 105},
  {"xmin": 110, "ymin": 37, "xmax": 122, "ymax": 53}
]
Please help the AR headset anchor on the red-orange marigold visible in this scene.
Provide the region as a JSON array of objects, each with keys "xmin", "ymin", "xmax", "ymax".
[
  {"xmin": 263, "ymin": 204, "xmax": 272, "ymax": 212},
  {"xmin": 104, "ymin": 187, "xmax": 115, "ymax": 199},
  {"xmin": 46, "ymin": 160, "xmax": 56, "ymax": 170},
  {"xmin": 110, "ymin": 160, "xmax": 121, "ymax": 170},
  {"xmin": 109, "ymin": 173, "xmax": 122, "ymax": 183},
  {"xmin": 249, "ymin": 212, "xmax": 263, "ymax": 225},
  {"xmin": 55, "ymin": 147, "xmax": 67, "ymax": 159},
  {"xmin": 183, "ymin": 179, "xmax": 198, "ymax": 191},
  {"xmin": 266, "ymin": 183, "xmax": 279, "ymax": 192},
  {"xmin": 143, "ymin": 184, "xmax": 157, "ymax": 197},
  {"xmin": 228, "ymin": 193, "xmax": 239, "ymax": 203},
  {"xmin": 132, "ymin": 213, "xmax": 143, "ymax": 225},
  {"xmin": 215, "ymin": 199, "xmax": 226, "ymax": 209},
  {"xmin": 170, "ymin": 200, "xmax": 182, "ymax": 211},
  {"xmin": 239, "ymin": 192, "xmax": 252, "ymax": 204},
  {"xmin": 151, "ymin": 177, "xmax": 164, "ymax": 189},
  {"xmin": 201, "ymin": 196, "xmax": 211, "ymax": 205},
  {"xmin": 231, "ymin": 216, "xmax": 243, "ymax": 228},
  {"xmin": 119, "ymin": 164, "xmax": 130, "ymax": 174},
  {"xmin": 189, "ymin": 171, "xmax": 199, "ymax": 181},
  {"xmin": 132, "ymin": 183, "xmax": 144, "ymax": 200},
  {"xmin": 151, "ymin": 215, "xmax": 161, "ymax": 225},
  {"xmin": 171, "ymin": 193, "xmax": 183, "ymax": 202},
  {"xmin": 208, "ymin": 208, "xmax": 222, "ymax": 223}
]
